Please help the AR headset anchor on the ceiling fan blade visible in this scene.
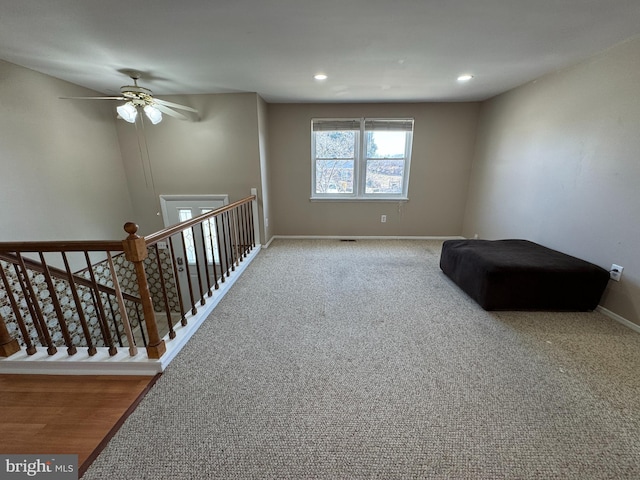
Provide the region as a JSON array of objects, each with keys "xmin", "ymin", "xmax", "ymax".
[
  {"xmin": 60, "ymin": 96, "xmax": 127, "ymax": 101},
  {"xmin": 153, "ymin": 103, "xmax": 190, "ymax": 121},
  {"xmin": 154, "ymin": 98, "xmax": 199, "ymax": 113}
]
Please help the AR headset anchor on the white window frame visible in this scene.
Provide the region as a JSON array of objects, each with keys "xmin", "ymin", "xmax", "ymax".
[{"xmin": 311, "ymin": 117, "xmax": 414, "ymax": 201}]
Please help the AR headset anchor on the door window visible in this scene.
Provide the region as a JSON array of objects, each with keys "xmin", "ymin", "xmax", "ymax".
[{"xmin": 177, "ymin": 208, "xmax": 220, "ymax": 264}]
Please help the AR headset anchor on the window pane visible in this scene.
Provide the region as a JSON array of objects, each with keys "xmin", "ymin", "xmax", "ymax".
[
  {"xmin": 178, "ymin": 209, "xmax": 192, "ymax": 222},
  {"xmin": 200, "ymin": 209, "xmax": 220, "ymax": 264},
  {"xmin": 366, "ymin": 131, "xmax": 406, "ymax": 158},
  {"xmin": 365, "ymin": 159, "xmax": 404, "ymax": 194},
  {"xmin": 316, "ymin": 159, "xmax": 354, "ymax": 193},
  {"xmin": 178, "ymin": 209, "xmax": 196, "ymax": 264},
  {"xmin": 315, "ymin": 131, "xmax": 355, "ymax": 159}
]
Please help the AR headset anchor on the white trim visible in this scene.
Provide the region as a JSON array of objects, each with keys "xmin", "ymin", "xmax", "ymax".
[
  {"xmin": 0, "ymin": 347, "xmax": 162, "ymax": 376},
  {"xmin": 269, "ymin": 235, "xmax": 464, "ymax": 241},
  {"xmin": 159, "ymin": 194, "xmax": 229, "ymax": 228},
  {"xmin": 596, "ymin": 306, "xmax": 640, "ymax": 334},
  {"xmin": 310, "ymin": 197, "xmax": 409, "ymax": 202},
  {"xmin": 250, "ymin": 188, "xmax": 261, "ymax": 245},
  {"xmin": 0, "ymin": 246, "xmax": 262, "ymax": 375}
]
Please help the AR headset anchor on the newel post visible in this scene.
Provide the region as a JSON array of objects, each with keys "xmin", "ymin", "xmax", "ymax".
[
  {"xmin": 0, "ymin": 312, "xmax": 20, "ymax": 357},
  {"xmin": 122, "ymin": 222, "xmax": 166, "ymax": 359}
]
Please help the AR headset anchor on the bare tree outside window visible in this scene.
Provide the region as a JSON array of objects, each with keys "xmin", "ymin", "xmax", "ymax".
[
  {"xmin": 312, "ymin": 118, "xmax": 413, "ymax": 199},
  {"xmin": 315, "ymin": 131, "xmax": 355, "ymax": 193}
]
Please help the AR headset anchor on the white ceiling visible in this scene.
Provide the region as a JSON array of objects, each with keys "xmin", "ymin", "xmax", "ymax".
[{"xmin": 1, "ymin": 0, "xmax": 639, "ymax": 103}]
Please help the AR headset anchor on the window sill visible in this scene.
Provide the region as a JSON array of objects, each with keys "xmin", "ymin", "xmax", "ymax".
[{"xmin": 310, "ymin": 197, "xmax": 408, "ymax": 202}]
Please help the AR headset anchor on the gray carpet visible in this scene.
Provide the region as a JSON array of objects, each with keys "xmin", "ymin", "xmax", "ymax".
[{"xmin": 83, "ymin": 239, "xmax": 640, "ymax": 479}]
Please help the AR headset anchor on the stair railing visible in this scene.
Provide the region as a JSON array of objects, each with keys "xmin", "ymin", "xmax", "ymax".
[
  {"xmin": 0, "ymin": 194, "xmax": 258, "ymax": 361},
  {"xmin": 0, "ymin": 241, "xmax": 140, "ymax": 359}
]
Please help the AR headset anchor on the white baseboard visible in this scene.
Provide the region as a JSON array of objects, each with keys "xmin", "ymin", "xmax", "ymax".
[
  {"xmin": 0, "ymin": 245, "xmax": 262, "ymax": 376},
  {"xmin": 266, "ymin": 235, "xmax": 463, "ymax": 245},
  {"xmin": 596, "ymin": 306, "xmax": 640, "ymax": 334},
  {"xmin": 0, "ymin": 347, "xmax": 164, "ymax": 376}
]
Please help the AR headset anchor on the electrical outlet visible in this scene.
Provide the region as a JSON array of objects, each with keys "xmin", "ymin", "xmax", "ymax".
[
  {"xmin": 610, "ymin": 264, "xmax": 624, "ymax": 281},
  {"xmin": 157, "ymin": 241, "xmax": 168, "ymax": 250},
  {"xmin": 381, "ymin": 215, "xmax": 387, "ymax": 223}
]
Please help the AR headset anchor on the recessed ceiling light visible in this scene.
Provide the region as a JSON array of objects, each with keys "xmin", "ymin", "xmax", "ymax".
[
  {"xmin": 314, "ymin": 73, "xmax": 328, "ymax": 80},
  {"xmin": 457, "ymin": 74, "xmax": 474, "ymax": 82}
]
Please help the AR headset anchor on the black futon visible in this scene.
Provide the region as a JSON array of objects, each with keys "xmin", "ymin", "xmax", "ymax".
[{"xmin": 439, "ymin": 239, "xmax": 609, "ymax": 311}]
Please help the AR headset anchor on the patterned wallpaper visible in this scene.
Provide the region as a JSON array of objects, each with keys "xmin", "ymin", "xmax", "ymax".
[{"xmin": 0, "ymin": 246, "xmax": 181, "ymax": 355}]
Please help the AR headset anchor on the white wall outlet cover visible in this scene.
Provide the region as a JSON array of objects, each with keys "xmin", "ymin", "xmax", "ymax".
[{"xmin": 610, "ymin": 264, "xmax": 624, "ymax": 281}]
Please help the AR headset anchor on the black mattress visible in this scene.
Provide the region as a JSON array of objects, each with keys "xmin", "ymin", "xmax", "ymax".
[{"xmin": 439, "ymin": 239, "xmax": 609, "ymax": 311}]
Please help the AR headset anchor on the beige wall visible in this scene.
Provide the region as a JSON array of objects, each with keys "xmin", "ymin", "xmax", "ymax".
[
  {"xmin": 268, "ymin": 103, "xmax": 480, "ymax": 236},
  {"xmin": 0, "ymin": 60, "xmax": 134, "ymax": 241},
  {"xmin": 463, "ymin": 36, "xmax": 640, "ymax": 326},
  {"xmin": 115, "ymin": 92, "xmax": 265, "ymax": 235}
]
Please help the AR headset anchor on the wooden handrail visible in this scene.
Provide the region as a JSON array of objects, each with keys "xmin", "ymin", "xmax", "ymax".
[
  {"xmin": 0, "ymin": 240, "xmax": 122, "ymax": 253},
  {"xmin": 144, "ymin": 195, "xmax": 256, "ymax": 246},
  {"xmin": 0, "ymin": 195, "xmax": 256, "ymax": 255}
]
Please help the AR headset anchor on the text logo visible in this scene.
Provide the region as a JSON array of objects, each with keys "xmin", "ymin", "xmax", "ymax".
[{"xmin": 1, "ymin": 455, "xmax": 77, "ymax": 480}]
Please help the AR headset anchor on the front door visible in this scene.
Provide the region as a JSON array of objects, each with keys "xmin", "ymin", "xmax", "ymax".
[{"xmin": 160, "ymin": 195, "xmax": 229, "ymax": 307}]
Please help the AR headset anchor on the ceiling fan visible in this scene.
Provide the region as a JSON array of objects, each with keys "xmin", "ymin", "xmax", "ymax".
[{"xmin": 61, "ymin": 71, "xmax": 199, "ymax": 124}]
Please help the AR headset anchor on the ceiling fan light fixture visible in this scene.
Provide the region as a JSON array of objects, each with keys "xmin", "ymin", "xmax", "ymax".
[
  {"xmin": 62, "ymin": 72, "xmax": 198, "ymax": 123},
  {"xmin": 144, "ymin": 105, "xmax": 163, "ymax": 124},
  {"xmin": 117, "ymin": 102, "xmax": 138, "ymax": 123}
]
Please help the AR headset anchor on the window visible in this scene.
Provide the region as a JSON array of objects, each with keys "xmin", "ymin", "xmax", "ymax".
[
  {"xmin": 311, "ymin": 118, "xmax": 414, "ymax": 200},
  {"xmin": 177, "ymin": 208, "xmax": 220, "ymax": 264}
]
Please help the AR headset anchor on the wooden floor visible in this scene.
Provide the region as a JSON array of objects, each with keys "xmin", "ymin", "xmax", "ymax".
[{"xmin": 0, "ymin": 374, "xmax": 158, "ymax": 477}]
